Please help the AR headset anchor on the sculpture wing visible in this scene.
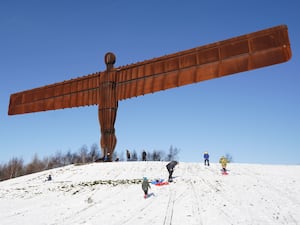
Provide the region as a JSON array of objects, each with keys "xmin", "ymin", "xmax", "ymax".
[
  {"xmin": 8, "ymin": 72, "xmax": 102, "ymax": 115},
  {"xmin": 115, "ymin": 25, "xmax": 291, "ymax": 101},
  {"xmin": 8, "ymin": 25, "xmax": 291, "ymax": 115}
]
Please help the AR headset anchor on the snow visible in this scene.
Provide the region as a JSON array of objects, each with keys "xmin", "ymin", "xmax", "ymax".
[{"xmin": 0, "ymin": 162, "xmax": 299, "ymax": 225}]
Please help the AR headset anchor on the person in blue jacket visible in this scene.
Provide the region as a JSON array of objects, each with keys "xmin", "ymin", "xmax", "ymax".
[{"xmin": 203, "ymin": 152, "xmax": 210, "ymax": 166}]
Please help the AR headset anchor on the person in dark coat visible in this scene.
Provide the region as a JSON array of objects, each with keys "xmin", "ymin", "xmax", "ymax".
[
  {"xmin": 126, "ymin": 149, "xmax": 131, "ymax": 161},
  {"xmin": 47, "ymin": 174, "xmax": 52, "ymax": 181},
  {"xmin": 166, "ymin": 161, "xmax": 178, "ymax": 182},
  {"xmin": 141, "ymin": 177, "xmax": 151, "ymax": 198},
  {"xmin": 142, "ymin": 151, "xmax": 147, "ymax": 161}
]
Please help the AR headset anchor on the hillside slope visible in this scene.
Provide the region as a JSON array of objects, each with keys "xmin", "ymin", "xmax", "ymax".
[{"xmin": 0, "ymin": 162, "xmax": 299, "ymax": 225}]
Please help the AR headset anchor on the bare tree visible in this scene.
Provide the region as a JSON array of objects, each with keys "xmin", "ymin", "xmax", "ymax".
[
  {"xmin": 225, "ymin": 153, "xmax": 233, "ymax": 163},
  {"xmin": 149, "ymin": 150, "xmax": 164, "ymax": 161},
  {"xmin": 88, "ymin": 143, "xmax": 100, "ymax": 162},
  {"xmin": 0, "ymin": 157, "xmax": 25, "ymax": 180},
  {"xmin": 26, "ymin": 154, "xmax": 45, "ymax": 174},
  {"xmin": 131, "ymin": 150, "xmax": 138, "ymax": 161},
  {"xmin": 47, "ymin": 151, "xmax": 65, "ymax": 168},
  {"xmin": 9, "ymin": 157, "xmax": 24, "ymax": 179},
  {"xmin": 78, "ymin": 145, "xmax": 88, "ymax": 164},
  {"xmin": 165, "ymin": 146, "xmax": 180, "ymax": 161},
  {"xmin": 0, "ymin": 164, "xmax": 5, "ymax": 181},
  {"xmin": 61, "ymin": 150, "xmax": 74, "ymax": 165},
  {"xmin": 0, "ymin": 143, "xmax": 182, "ymax": 181}
]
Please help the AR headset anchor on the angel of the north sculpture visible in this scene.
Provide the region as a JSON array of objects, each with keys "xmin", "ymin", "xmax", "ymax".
[{"xmin": 8, "ymin": 25, "xmax": 292, "ymax": 161}]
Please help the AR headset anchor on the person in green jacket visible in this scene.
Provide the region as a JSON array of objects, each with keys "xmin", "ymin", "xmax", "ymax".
[
  {"xmin": 219, "ymin": 156, "xmax": 228, "ymax": 173},
  {"xmin": 142, "ymin": 177, "xmax": 151, "ymax": 198}
]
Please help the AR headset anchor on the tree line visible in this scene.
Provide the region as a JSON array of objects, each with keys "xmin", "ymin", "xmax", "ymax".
[{"xmin": 0, "ymin": 144, "xmax": 179, "ymax": 182}]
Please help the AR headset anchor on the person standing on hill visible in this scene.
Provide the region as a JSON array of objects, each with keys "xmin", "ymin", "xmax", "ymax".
[
  {"xmin": 142, "ymin": 151, "xmax": 147, "ymax": 161},
  {"xmin": 166, "ymin": 161, "xmax": 178, "ymax": 182},
  {"xmin": 219, "ymin": 156, "xmax": 228, "ymax": 173},
  {"xmin": 126, "ymin": 149, "xmax": 131, "ymax": 161},
  {"xmin": 203, "ymin": 152, "xmax": 210, "ymax": 166},
  {"xmin": 141, "ymin": 177, "xmax": 151, "ymax": 198}
]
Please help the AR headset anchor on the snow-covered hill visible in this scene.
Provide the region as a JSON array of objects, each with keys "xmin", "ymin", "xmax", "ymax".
[{"xmin": 0, "ymin": 162, "xmax": 299, "ymax": 225}]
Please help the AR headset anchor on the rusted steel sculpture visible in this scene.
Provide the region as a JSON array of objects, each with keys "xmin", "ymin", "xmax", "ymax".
[{"xmin": 8, "ymin": 25, "xmax": 292, "ymax": 161}]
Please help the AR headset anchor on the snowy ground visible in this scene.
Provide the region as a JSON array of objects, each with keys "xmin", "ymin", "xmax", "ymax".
[{"xmin": 0, "ymin": 161, "xmax": 299, "ymax": 225}]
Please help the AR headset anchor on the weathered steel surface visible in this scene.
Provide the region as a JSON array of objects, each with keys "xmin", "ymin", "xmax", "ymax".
[
  {"xmin": 98, "ymin": 53, "xmax": 118, "ymax": 161},
  {"xmin": 8, "ymin": 25, "xmax": 291, "ymax": 115},
  {"xmin": 8, "ymin": 25, "xmax": 292, "ymax": 160},
  {"xmin": 116, "ymin": 25, "xmax": 291, "ymax": 100}
]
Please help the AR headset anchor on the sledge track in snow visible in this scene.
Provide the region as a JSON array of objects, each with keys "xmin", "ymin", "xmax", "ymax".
[
  {"xmin": 163, "ymin": 185, "xmax": 176, "ymax": 225},
  {"xmin": 190, "ymin": 181, "xmax": 204, "ymax": 225}
]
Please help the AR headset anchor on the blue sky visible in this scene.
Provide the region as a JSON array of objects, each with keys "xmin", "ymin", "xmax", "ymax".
[{"xmin": 1, "ymin": 0, "xmax": 299, "ymax": 165}]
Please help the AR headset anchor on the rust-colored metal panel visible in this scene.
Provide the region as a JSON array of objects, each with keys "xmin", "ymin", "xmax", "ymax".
[
  {"xmin": 116, "ymin": 25, "xmax": 291, "ymax": 101},
  {"xmin": 8, "ymin": 72, "xmax": 102, "ymax": 115},
  {"xmin": 8, "ymin": 25, "xmax": 291, "ymax": 115}
]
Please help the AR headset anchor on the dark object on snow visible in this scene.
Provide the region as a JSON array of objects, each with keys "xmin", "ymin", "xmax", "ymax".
[
  {"xmin": 166, "ymin": 161, "xmax": 178, "ymax": 182},
  {"xmin": 142, "ymin": 151, "xmax": 147, "ymax": 161},
  {"xmin": 142, "ymin": 177, "xmax": 151, "ymax": 196},
  {"xmin": 126, "ymin": 150, "xmax": 131, "ymax": 161},
  {"xmin": 47, "ymin": 174, "xmax": 52, "ymax": 181}
]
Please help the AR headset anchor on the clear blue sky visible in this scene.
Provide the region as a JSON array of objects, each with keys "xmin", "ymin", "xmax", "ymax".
[{"xmin": 1, "ymin": 0, "xmax": 299, "ymax": 165}]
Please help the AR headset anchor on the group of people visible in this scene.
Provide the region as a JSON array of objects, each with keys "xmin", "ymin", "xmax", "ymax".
[
  {"xmin": 141, "ymin": 153, "xmax": 229, "ymax": 198},
  {"xmin": 203, "ymin": 152, "xmax": 229, "ymax": 172},
  {"xmin": 126, "ymin": 150, "xmax": 147, "ymax": 161},
  {"xmin": 142, "ymin": 160, "xmax": 178, "ymax": 198}
]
